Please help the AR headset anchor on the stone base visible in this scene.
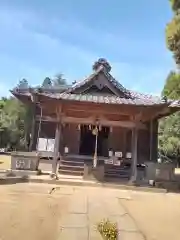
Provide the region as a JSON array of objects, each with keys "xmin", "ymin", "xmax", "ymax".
[
  {"xmin": 6, "ymin": 169, "xmax": 39, "ymax": 177},
  {"xmin": 145, "ymin": 162, "xmax": 176, "ymax": 182},
  {"xmin": 11, "ymin": 151, "xmax": 40, "ymax": 171},
  {"xmin": 83, "ymin": 163, "xmax": 104, "ymax": 182}
]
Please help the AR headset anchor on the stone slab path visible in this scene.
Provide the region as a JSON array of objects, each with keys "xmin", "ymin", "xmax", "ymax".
[
  {"xmin": 57, "ymin": 187, "xmax": 144, "ymax": 240},
  {"xmin": 0, "ymin": 183, "xmax": 180, "ymax": 240}
]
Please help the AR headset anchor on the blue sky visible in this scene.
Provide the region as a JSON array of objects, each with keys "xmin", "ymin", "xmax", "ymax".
[{"xmin": 0, "ymin": 0, "xmax": 176, "ymax": 97}]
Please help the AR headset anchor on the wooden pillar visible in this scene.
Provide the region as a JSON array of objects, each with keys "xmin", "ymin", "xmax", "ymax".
[
  {"xmin": 52, "ymin": 122, "xmax": 61, "ymax": 175},
  {"xmin": 29, "ymin": 117, "xmax": 35, "ymax": 151},
  {"xmin": 29, "ymin": 103, "xmax": 36, "ymax": 151},
  {"xmin": 149, "ymin": 119, "xmax": 153, "ymax": 161},
  {"xmin": 123, "ymin": 128, "xmax": 127, "ymax": 158},
  {"xmin": 129, "ymin": 126, "xmax": 138, "ymax": 183}
]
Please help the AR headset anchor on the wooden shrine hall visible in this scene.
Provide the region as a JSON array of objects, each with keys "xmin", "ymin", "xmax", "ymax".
[{"xmin": 11, "ymin": 58, "xmax": 180, "ymax": 182}]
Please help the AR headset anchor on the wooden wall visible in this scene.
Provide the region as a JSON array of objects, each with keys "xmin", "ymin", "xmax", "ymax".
[{"xmin": 31, "ymin": 119, "xmax": 158, "ymax": 163}]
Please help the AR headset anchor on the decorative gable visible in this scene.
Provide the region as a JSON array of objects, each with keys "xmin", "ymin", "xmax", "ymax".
[{"xmin": 69, "ymin": 58, "xmax": 131, "ymax": 99}]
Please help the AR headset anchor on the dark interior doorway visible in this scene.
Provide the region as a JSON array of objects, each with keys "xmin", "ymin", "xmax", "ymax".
[{"xmin": 79, "ymin": 125, "xmax": 109, "ymax": 156}]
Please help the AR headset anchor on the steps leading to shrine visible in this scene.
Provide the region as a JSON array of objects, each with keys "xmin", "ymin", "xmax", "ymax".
[
  {"xmin": 104, "ymin": 164, "xmax": 131, "ymax": 179},
  {"xmin": 58, "ymin": 158, "xmax": 84, "ymax": 176}
]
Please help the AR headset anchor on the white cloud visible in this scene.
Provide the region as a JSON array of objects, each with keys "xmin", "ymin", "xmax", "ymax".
[{"xmin": 0, "ymin": 4, "xmax": 174, "ymax": 97}]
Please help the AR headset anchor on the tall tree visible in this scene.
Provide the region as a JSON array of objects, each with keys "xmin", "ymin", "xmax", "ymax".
[
  {"xmin": 159, "ymin": 71, "xmax": 180, "ymax": 162},
  {"xmin": 170, "ymin": 0, "xmax": 180, "ymax": 11},
  {"xmin": 52, "ymin": 73, "xmax": 67, "ymax": 87},
  {"xmin": 42, "ymin": 77, "xmax": 52, "ymax": 88},
  {"xmin": 17, "ymin": 78, "xmax": 28, "ymax": 89},
  {"xmin": 166, "ymin": 0, "xmax": 180, "ymax": 66},
  {"xmin": 0, "ymin": 97, "xmax": 28, "ymax": 149}
]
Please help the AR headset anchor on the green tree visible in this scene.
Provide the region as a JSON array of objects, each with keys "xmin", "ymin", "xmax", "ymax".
[
  {"xmin": 166, "ymin": 0, "xmax": 180, "ymax": 66},
  {"xmin": 18, "ymin": 78, "xmax": 29, "ymax": 89},
  {"xmin": 42, "ymin": 77, "xmax": 52, "ymax": 88},
  {"xmin": 159, "ymin": 72, "xmax": 180, "ymax": 163},
  {"xmin": 170, "ymin": 0, "xmax": 180, "ymax": 11},
  {"xmin": 0, "ymin": 78, "xmax": 33, "ymax": 150},
  {"xmin": 52, "ymin": 73, "xmax": 67, "ymax": 87}
]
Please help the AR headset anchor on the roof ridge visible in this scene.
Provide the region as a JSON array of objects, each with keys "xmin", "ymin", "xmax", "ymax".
[{"xmin": 66, "ymin": 67, "xmax": 103, "ymax": 93}]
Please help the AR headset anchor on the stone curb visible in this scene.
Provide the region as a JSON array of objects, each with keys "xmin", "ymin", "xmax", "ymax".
[{"xmin": 0, "ymin": 176, "xmax": 167, "ymax": 193}]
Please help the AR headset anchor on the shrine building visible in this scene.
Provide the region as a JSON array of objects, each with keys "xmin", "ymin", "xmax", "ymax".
[{"xmin": 11, "ymin": 58, "xmax": 180, "ymax": 181}]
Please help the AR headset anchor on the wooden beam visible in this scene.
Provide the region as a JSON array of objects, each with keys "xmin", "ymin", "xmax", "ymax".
[
  {"xmin": 36, "ymin": 115, "xmax": 58, "ymax": 122},
  {"xmin": 62, "ymin": 116, "xmax": 94, "ymax": 125},
  {"xmin": 63, "ymin": 104, "xmax": 140, "ymax": 116},
  {"xmin": 36, "ymin": 115, "xmax": 147, "ymax": 129},
  {"xmin": 99, "ymin": 119, "xmax": 146, "ymax": 129}
]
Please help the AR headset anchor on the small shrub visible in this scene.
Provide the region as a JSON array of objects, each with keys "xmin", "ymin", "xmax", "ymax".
[
  {"xmin": 97, "ymin": 219, "xmax": 118, "ymax": 240},
  {"xmin": 37, "ymin": 169, "xmax": 42, "ymax": 175}
]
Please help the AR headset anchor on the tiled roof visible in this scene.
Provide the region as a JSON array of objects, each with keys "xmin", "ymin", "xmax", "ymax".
[
  {"xmin": 34, "ymin": 92, "xmax": 178, "ymax": 107},
  {"xmin": 11, "ymin": 84, "xmax": 180, "ymax": 107},
  {"xmin": 11, "ymin": 61, "xmax": 180, "ymax": 108}
]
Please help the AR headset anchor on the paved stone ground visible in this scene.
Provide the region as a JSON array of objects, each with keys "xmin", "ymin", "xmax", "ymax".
[{"xmin": 0, "ymin": 183, "xmax": 180, "ymax": 240}]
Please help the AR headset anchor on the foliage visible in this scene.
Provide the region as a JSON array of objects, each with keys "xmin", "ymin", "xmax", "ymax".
[
  {"xmin": 41, "ymin": 74, "xmax": 67, "ymax": 89},
  {"xmin": 170, "ymin": 0, "xmax": 180, "ymax": 12},
  {"xmin": 166, "ymin": 0, "xmax": 180, "ymax": 66},
  {"xmin": 159, "ymin": 72, "xmax": 180, "ymax": 160},
  {"xmin": 42, "ymin": 77, "xmax": 52, "ymax": 88},
  {"xmin": 97, "ymin": 219, "xmax": 118, "ymax": 240},
  {"xmin": 0, "ymin": 72, "xmax": 67, "ymax": 150},
  {"xmin": 52, "ymin": 73, "xmax": 67, "ymax": 87},
  {"xmin": 162, "ymin": 71, "xmax": 180, "ymax": 99},
  {"xmin": 0, "ymin": 96, "xmax": 30, "ymax": 150},
  {"xmin": 17, "ymin": 78, "xmax": 29, "ymax": 89}
]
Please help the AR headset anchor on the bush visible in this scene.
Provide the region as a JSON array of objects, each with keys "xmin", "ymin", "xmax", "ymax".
[{"xmin": 97, "ymin": 219, "xmax": 118, "ymax": 240}]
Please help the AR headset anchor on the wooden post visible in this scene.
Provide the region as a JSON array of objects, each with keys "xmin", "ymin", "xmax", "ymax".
[
  {"xmin": 93, "ymin": 126, "xmax": 98, "ymax": 168},
  {"xmin": 149, "ymin": 119, "xmax": 153, "ymax": 161},
  {"xmin": 29, "ymin": 99, "xmax": 36, "ymax": 151},
  {"xmin": 51, "ymin": 122, "xmax": 61, "ymax": 176},
  {"xmin": 29, "ymin": 113, "xmax": 35, "ymax": 151},
  {"xmin": 129, "ymin": 126, "xmax": 138, "ymax": 183},
  {"xmin": 123, "ymin": 128, "xmax": 127, "ymax": 158}
]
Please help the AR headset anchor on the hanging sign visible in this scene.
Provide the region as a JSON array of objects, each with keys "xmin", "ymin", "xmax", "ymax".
[
  {"xmin": 126, "ymin": 152, "xmax": 132, "ymax": 159},
  {"xmin": 64, "ymin": 146, "xmax": 69, "ymax": 153},
  {"xmin": 108, "ymin": 151, "xmax": 113, "ymax": 157},
  {"xmin": 115, "ymin": 151, "xmax": 122, "ymax": 158},
  {"xmin": 37, "ymin": 138, "xmax": 47, "ymax": 151}
]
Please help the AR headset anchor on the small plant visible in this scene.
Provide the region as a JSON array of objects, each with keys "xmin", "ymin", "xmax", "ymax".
[
  {"xmin": 37, "ymin": 169, "xmax": 42, "ymax": 175},
  {"xmin": 97, "ymin": 219, "xmax": 118, "ymax": 240}
]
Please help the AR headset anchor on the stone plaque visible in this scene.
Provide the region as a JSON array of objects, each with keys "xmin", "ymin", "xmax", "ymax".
[{"xmin": 15, "ymin": 158, "xmax": 31, "ymax": 170}]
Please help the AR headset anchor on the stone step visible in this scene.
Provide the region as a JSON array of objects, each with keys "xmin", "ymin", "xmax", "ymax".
[
  {"xmin": 105, "ymin": 168, "xmax": 131, "ymax": 173},
  {"xmin": 59, "ymin": 164, "xmax": 84, "ymax": 172},
  {"xmin": 58, "ymin": 169, "xmax": 84, "ymax": 176},
  {"xmin": 105, "ymin": 167, "xmax": 130, "ymax": 178},
  {"xmin": 63, "ymin": 157, "xmax": 85, "ymax": 163},
  {"xmin": 60, "ymin": 160, "xmax": 84, "ymax": 166},
  {"xmin": 105, "ymin": 172, "xmax": 130, "ymax": 178}
]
